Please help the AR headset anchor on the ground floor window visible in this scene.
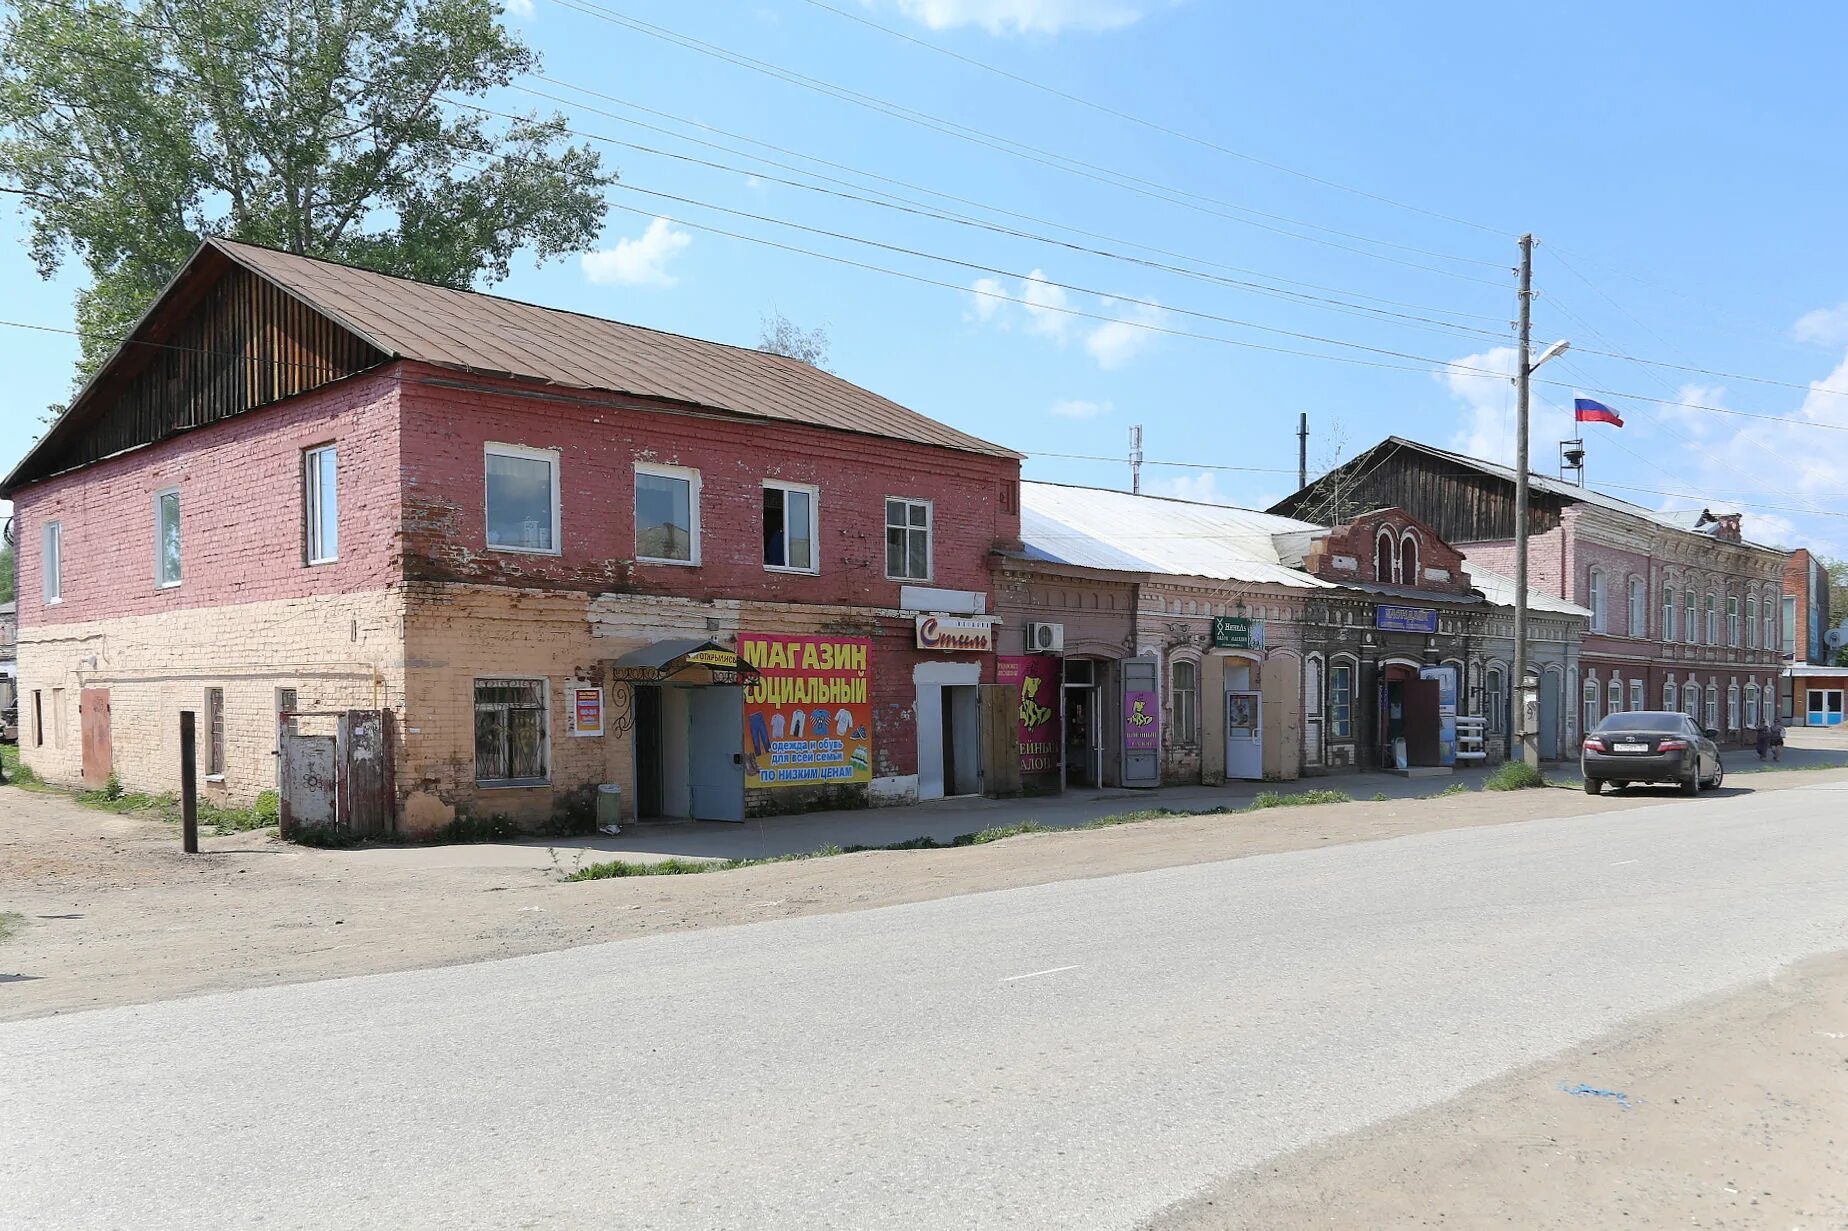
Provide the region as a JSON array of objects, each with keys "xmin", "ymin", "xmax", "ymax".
[
  {"xmin": 205, "ymin": 687, "xmax": 225, "ymax": 777},
  {"xmin": 1170, "ymin": 659, "xmax": 1199, "ymax": 746},
  {"xmin": 1684, "ymin": 681, "xmax": 1701, "ymax": 722},
  {"xmin": 476, "ymin": 678, "xmax": 548, "ymax": 784},
  {"xmin": 1629, "ymin": 680, "xmax": 1644, "ymax": 712},
  {"xmin": 1704, "ymin": 684, "xmax": 1718, "ymax": 732},
  {"xmin": 1664, "ymin": 679, "xmax": 1678, "ymax": 712},
  {"xmin": 1485, "ymin": 667, "xmax": 1506, "ymax": 734},
  {"xmin": 32, "ymin": 689, "xmax": 44, "ymax": 747},
  {"xmin": 1605, "ymin": 676, "xmax": 1622, "ymax": 717},
  {"xmin": 1329, "ymin": 663, "xmax": 1353, "ymax": 738},
  {"xmin": 1726, "ymin": 684, "xmax": 1739, "ymax": 731},
  {"xmin": 1745, "ymin": 683, "xmax": 1759, "ymax": 728},
  {"xmin": 1583, "ymin": 676, "xmax": 1600, "ymax": 735}
]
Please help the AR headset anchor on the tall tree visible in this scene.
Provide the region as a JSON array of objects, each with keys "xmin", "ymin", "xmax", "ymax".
[
  {"xmin": 757, "ymin": 312, "xmax": 832, "ymax": 371},
  {"xmin": 0, "ymin": 0, "xmax": 612, "ymax": 379},
  {"xmin": 0, "ymin": 541, "xmax": 13, "ymax": 604}
]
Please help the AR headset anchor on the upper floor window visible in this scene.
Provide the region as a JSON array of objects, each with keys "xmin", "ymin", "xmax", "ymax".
[
  {"xmin": 886, "ymin": 497, "xmax": 933, "ymax": 581},
  {"xmin": 155, "ymin": 487, "xmax": 182, "ymax": 587},
  {"xmin": 1778, "ymin": 596, "xmax": 1792, "ymax": 652},
  {"xmin": 485, "ymin": 444, "xmax": 560, "ymax": 555},
  {"xmin": 1662, "ymin": 586, "xmax": 1676, "ymax": 642},
  {"xmin": 636, "ymin": 463, "xmax": 700, "ymax": 565},
  {"xmin": 762, "ymin": 482, "xmax": 818, "ymax": 573},
  {"xmin": 42, "ymin": 520, "xmax": 62, "ymax": 604},
  {"xmin": 303, "ymin": 445, "xmax": 338, "ymax": 564},
  {"xmin": 1587, "ymin": 568, "xmax": 1607, "ymax": 633},
  {"xmin": 1685, "ymin": 591, "xmax": 1698, "ymax": 644},
  {"xmin": 1705, "ymin": 594, "xmax": 1719, "ymax": 645},
  {"xmin": 1375, "ymin": 528, "xmax": 1396, "ymax": 583},
  {"xmin": 1727, "ymin": 596, "xmax": 1741, "ymax": 647},
  {"xmin": 1628, "ymin": 577, "xmax": 1647, "ymax": 637},
  {"xmin": 1397, "ymin": 533, "xmax": 1419, "ymax": 586},
  {"xmin": 1746, "ymin": 596, "xmax": 1759, "ymax": 648}
]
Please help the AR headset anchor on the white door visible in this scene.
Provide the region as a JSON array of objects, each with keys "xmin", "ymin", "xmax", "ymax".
[
  {"xmin": 687, "ymin": 688, "xmax": 745, "ymax": 822},
  {"xmin": 1811, "ymin": 689, "xmax": 1846, "ymax": 727},
  {"xmin": 1226, "ymin": 691, "xmax": 1262, "ymax": 779}
]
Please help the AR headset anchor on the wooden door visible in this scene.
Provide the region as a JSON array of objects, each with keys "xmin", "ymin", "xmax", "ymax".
[
  {"xmin": 980, "ymin": 683, "xmax": 1020, "ymax": 798},
  {"xmin": 79, "ymin": 688, "xmax": 112, "ymax": 788},
  {"xmin": 1404, "ymin": 678, "xmax": 1442, "ymax": 767}
]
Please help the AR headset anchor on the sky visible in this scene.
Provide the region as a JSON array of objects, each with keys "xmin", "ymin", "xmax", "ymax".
[{"xmin": 6, "ymin": 0, "xmax": 1848, "ymax": 558}]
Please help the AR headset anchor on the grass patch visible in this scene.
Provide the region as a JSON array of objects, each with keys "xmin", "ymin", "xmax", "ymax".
[
  {"xmin": 1485, "ymin": 761, "xmax": 1546, "ymax": 791},
  {"xmin": 14, "ymin": 757, "xmax": 279, "ymax": 836},
  {"xmin": 1249, "ymin": 788, "xmax": 1352, "ymax": 809},
  {"xmin": 0, "ymin": 911, "xmax": 23, "ymax": 943},
  {"xmin": 1425, "ymin": 782, "xmax": 1472, "ymax": 798},
  {"xmin": 953, "ymin": 820, "xmax": 1055, "ymax": 845},
  {"xmin": 1, "ymin": 744, "xmax": 41, "ymax": 785}
]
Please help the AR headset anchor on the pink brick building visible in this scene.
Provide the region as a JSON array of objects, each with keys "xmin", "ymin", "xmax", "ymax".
[{"xmin": 2, "ymin": 240, "xmax": 1020, "ymax": 832}]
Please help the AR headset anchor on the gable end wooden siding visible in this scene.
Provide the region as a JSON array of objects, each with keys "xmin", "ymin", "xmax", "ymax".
[
  {"xmin": 1281, "ymin": 446, "xmax": 1563, "ymax": 543},
  {"xmin": 30, "ymin": 262, "xmax": 384, "ymax": 481}
]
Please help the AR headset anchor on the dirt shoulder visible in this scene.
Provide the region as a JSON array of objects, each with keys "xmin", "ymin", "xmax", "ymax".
[
  {"xmin": 1148, "ymin": 949, "xmax": 1848, "ymax": 1230},
  {"xmin": 5, "ymin": 765, "xmax": 1847, "ymax": 1022}
]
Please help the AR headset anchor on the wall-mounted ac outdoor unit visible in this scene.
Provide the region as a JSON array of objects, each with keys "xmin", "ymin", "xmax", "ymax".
[{"xmin": 1025, "ymin": 622, "xmax": 1065, "ymax": 653}]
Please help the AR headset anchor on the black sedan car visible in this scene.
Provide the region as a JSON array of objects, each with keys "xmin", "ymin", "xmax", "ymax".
[{"xmin": 1581, "ymin": 711, "xmax": 1723, "ymax": 795}]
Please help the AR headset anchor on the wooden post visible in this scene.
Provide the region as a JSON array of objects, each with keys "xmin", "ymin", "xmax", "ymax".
[{"xmin": 180, "ymin": 711, "xmax": 198, "ymax": 855}]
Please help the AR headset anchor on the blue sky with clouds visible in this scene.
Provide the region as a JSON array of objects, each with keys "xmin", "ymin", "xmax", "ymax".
[{"xmin": 6, "ymin": 0, "xmax": 1848, "ymax": 554}]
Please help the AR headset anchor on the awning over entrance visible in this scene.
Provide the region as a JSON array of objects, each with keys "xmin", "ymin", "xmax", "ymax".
[{"xmin": 608, "ymin": 639, "xmax": 759, "ymax": 686}]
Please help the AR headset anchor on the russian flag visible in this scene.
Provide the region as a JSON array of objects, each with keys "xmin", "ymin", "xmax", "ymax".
[{"xmin": 1574, "ymin": 398, "xmax": 1624, "ymax": 427}]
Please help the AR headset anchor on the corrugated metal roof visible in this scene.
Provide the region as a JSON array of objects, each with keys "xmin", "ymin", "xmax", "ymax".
[
  {"xmin": 1021, "ymin": 482, "xmax": 1338, "ymax": 589},
  {"xmin": 1466, "ymin": 563, "xmax": 1593, "ymax": 617},
  {"xmin": 211, "ymin": 240, "xmax": 1017, "ymax": 459}
]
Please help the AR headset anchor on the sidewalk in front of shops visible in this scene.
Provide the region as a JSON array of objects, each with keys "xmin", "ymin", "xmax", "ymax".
[{"xmin": 333, "ymin": 727, "xmax": 1848, "ymax": 872}]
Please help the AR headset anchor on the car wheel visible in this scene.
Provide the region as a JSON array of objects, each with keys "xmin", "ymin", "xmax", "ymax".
[
  {"xmin": 1583, "ymin": 777, "xmax": 1602, "ymax": 795},
  {"xmin": 1705, "ymin": 759, "xmax": 1724, "ymax": 790},
  {"xmin": 1681, "ymin": 768, "xmax": 1701, "ymax": 796}
]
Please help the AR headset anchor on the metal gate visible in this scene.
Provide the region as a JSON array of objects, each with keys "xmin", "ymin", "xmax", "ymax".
[
  {"xmin": 79, "ymin": 688, "xmax": 112, "ymax": 788},
  {"xmin": 278, "ymin": 709, "xmax": 396, "ymax": 840}
]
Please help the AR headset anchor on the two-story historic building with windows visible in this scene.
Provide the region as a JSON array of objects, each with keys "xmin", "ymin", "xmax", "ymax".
[{"xmin": 2, "ymin": 240, "xmax": 1021, "ymax": 833}]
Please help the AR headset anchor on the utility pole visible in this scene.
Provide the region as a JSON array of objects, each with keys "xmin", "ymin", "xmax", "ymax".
[
  {"xmin": 1129, "ymin": 423, "xmax": 1144, "ymax": 495},
  {"xmin": 1513, "ymin": 234, "xmax": 1536, "ymax": 767},
  {"xmin": 1297, "ymin": 412, "xmax": 1309, "ymax": 490}
]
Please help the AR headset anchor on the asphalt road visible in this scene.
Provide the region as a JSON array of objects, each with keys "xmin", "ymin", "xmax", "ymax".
[{"xmin": 5, "ymin": 781, "xmax": 1847, "ymax": 1230}]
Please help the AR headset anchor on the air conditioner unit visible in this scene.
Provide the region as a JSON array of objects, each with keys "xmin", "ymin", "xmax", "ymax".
[{"xmin": 1025, "ymin": 622, "xmax": 1065, "ymax": 653}]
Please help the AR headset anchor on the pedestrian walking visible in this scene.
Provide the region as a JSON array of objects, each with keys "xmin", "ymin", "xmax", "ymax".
[
  {"xmin": 1772, "ymin": 718, "xmax": 1786, "ymax": 763},
  {"xmin": 1755, "ymin": 722, "xmax": 1772, "ymax": 761}
]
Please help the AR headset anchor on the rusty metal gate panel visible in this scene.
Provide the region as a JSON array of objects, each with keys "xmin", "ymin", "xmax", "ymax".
[
  {"xmin": 336, "ymin": 709, "xmax": 396, "ymax": 839},
  {"xmin": 79, "ymin": 688, "xmax": 113, "ymax": 788},
  {"xmin": 278, "ymin": 731, "xmax": 337, "ymax": 837}
]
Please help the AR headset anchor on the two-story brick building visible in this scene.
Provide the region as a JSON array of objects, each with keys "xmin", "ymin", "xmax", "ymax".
[
  {"xmin": 1274, "ymin": 437, "xmax": 1786, "ymax": 753},
  {"xmin": 1782, "ymin": 548, "xmax": 1845, "ymax": 726},
  {"xmin": 1, "ymin": 240, "xmax": 1021, "ymax": 832}
]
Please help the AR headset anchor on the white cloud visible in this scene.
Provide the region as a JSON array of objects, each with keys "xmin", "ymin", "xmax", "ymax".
[
  {"xmin": 580, "ymin": 217, "xmax": 692, "ymax": 288},
  {"xmin": 1085, "ymin": 297, "xmax": 1166, "ymax": 370},
  {"xmin": 1794, "ymin": 303, "xmax": 1848, "ymax": 348},
  {"xmin": 881, "ymin": 0, "xmax": 1144, "ymax": 35},
  {"xmin": 743, "ymin": 175, "xmax": 769, "ymax": 195},
  {"xmin": 1655, "ymin": 382, "xmax": 1727, "ymax": 439},
  {"xmin": 965, "ymin": 273, "xmax": 1164, "ymax": 369},
  {"xmin": 1437, "ymin": 345, "xmax": 1519, "ymax": 465},
  {"xmin": 504, "ymin": 0, "xmax": 534, "ymax": 17},
  {"xmin": 1150, "ymin": 471, "xmax": 1224, "ymax": 503},
  {"xmin": 1050, "ymin": 398, "xmax": 1111, "ymax": 419}
]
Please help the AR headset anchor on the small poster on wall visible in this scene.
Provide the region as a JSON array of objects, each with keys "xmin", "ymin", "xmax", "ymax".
[
  {"xmin": 568, "ymin": 687, "xmax": 604, "ymax": 737},
  {"xmin": 1123, "ymin": 687, "xmax": 1161, "ymax": 754}
]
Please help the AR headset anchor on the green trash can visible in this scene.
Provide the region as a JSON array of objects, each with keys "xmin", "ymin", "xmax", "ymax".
[{"xmin": 596, "ymin": 783, "xmax": 623, "ymax": 835}]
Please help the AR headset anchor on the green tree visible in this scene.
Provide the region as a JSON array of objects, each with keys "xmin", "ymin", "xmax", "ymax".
[
  {"xmin": 757, "ymin": 313, "xmax": 832, "ymax": 371},
  {"xmin": 0, "ymin": 542, "xmax": 13, "ymax": 603},
  {"xmin": 1, "ymin": 0, "xmax": 612, "ymax": 380}
]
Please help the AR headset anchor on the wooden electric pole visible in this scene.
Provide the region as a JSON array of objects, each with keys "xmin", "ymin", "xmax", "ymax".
[{"xmin": 1512, "ymin": 233, "xmax": 1536, "ymax": 766}]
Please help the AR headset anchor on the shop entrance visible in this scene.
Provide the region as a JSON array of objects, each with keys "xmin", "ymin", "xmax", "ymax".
[
  {"xmin": 632, "ymin": 684, "xmax": 745, "ymax": 822},
  {"xmin": 1381, "ymin": 663, "xmax": 1442, "ymax": 768},
  {"xmin": 1809, "ymin": 688, "xmax": 1845, "ymax": 726},
  {"xmin": 1063, "ymin": 658, "xmax": 1101, "ymax": 789},
  {"xmin": 1223, "ymin": 657, "xmax": 1263, "ymax": 781},
  {"xmin": 938, "ymin": 684, "xmax": 983, "ymax": 797}
]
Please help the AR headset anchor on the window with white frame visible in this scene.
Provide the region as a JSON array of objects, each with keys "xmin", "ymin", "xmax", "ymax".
[
  {"xmin": 1705, "ymin": 594, "xmax": 1719, "ymax": 645},
  {"xmin": 1664, "ymin": 679, "xmax": 1678, "ymax": 712},
  {"xmin": 1583, "ymin": 675, "xmax": 1601, "ymax": 735},
  {"xmin": 1727, "ymin": 595, "xmax": 1740, "ymax": 647},
  {"xmin": 155, "ymin": 487, "xmax": 182, "ymax": 587},
  {"xmin": 1746, "ymin": 595, "xmax": 1759, "ymax": 648},
  {"xmin": 761, "ymin": 482, "xmax": 818, "ymax": 572},
  {"xmin": 1486, "ymin": 666, "xmax": 1506, "ymax": 734},
  {"xmin": 42, "ymin": 519, "xmax": 62, "ymax": 604},
  {"xmin": 1727, "ymin": 683, "xmax": 1739, "ymax": 730},
  {"xmin": 1304, "ymin": 656, "xmax": 1324, "ymax": 762},
  {"xmin": 1588, "ymin": 568, "xmax": 1607, "ymax": 633},
  {"xmin": 303, "ymin": 444, "xmax": 338, "ymax": 564},
  {"xmin": 635, "ymin": 463, "xmax": 700, "ymax": 564},
  {"xmin": 1662, "ymin": 585, "xmax": 1676, "ymax": 643},
  {"xmin": 485, "ymin": 444, "xmax": 560, "ymax": 554},
  {"xmin": 475, "ymin": 678, "xmax": 548, "ymax": 785},
  {"xmin": 1685, "ymin": 591, "xmax": 1698, "ymax": 644},
  {"xmin": 1330, "ymin": 661, "xmax": 1354, "ymax": 738},
  {"xmin": 885, "ymin": 497, "xmax": 932, "ymax": 581},
  {"xmin": 1606, "ymin": 676, "xmax": 1622, "ymax": 717},
  {"xmin": 1685, "ymin": 678, "xmax": 1701, "ymax": 721},
  {"xmin": 1704, "ymin": 683, "xmax": 1718, "ymax": 731},
  {"xmin": 1171, "ymin": 659, "xmax": 1199, "ymax": 746},
  {"xmin": 1745, "ymin": 682, "xmax": 1760, "ymax": 728},
  {"xmin": 1628, "ymin": 577, "xmax": 1647, "ymax": 637},
  {"xmin": 1629, "ymin": 680, "xmax": 1644, "ymax": 712}
]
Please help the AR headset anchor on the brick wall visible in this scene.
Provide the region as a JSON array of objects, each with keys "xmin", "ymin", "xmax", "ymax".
[
  {"xmin": 1304, "ymin": 509, "xmax": 1472, "ymax": 594},
  {"xmin": 396, "ymin": 369, "xmax": 1019, "ymax": 608},
  {"xmin": 9, "ymin": 371, "xmax": 403, "ymax": 628}
]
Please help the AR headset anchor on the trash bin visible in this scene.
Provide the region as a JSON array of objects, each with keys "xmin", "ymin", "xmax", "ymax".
[{"xmin": 596, "ymin": 783, "xmax": 623, "ymax": 835}]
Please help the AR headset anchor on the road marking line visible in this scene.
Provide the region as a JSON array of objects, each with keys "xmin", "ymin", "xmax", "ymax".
[
  {"xmin": 1610, "ymin": 859, "xmax": 1638, "ymax": 866},
  {"xmin": 1001, "ymin": 965, "xmax": 1079, "ymax": 983}
]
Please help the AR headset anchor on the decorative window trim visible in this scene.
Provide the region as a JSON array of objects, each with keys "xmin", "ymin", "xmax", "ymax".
[{"xmin": 484, "ymin": 443, "xmax": 563, "ymax": 557}]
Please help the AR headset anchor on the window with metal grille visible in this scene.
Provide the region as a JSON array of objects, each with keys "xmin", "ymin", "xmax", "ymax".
[
  {"xmin": 1171, "ymin": 659, "xmax": 1198, "ymax": 746},
  {"xmin": 476, "ymin": 679, "xmax": 548, "ymax": 784},
  {"xmin": 205, "ymin": 688, "xmax": 225, "ymax": 776},
  {"xmin": 885, "ymin": 498, "xmax": 932, "ymax": 581}
]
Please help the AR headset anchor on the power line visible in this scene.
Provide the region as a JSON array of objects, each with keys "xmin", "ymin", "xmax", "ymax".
[
  {"xmin": 799, "ymin": 0, "xmax": 1508, "ymax": 238},
  {"xmin": 545, "ymin": 0, "xmax": 1511, "ymax": 282}
]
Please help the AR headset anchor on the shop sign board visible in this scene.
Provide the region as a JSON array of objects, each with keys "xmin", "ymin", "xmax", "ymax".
[
  {"xmin": 1211, "ymin": 616, "xmax": 1265, "ymax": 650},
  {"xmin": 568, "ymin": 687, "xmax": 604, "ymax": 737},
  {"xmin": 739, "ymin": 633, "xmax": 873, "ymax": 788},
  {"xmin": 997, "ymin": 655, "xmax": 1061, "ymax": 778},
  {"xmin": 916, "ymin": 614, "xmax": 997, "ymax": 652},
  {"xmin": 1376, "ymin": 605, "xmax": 1439, "ymax": 634}
]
